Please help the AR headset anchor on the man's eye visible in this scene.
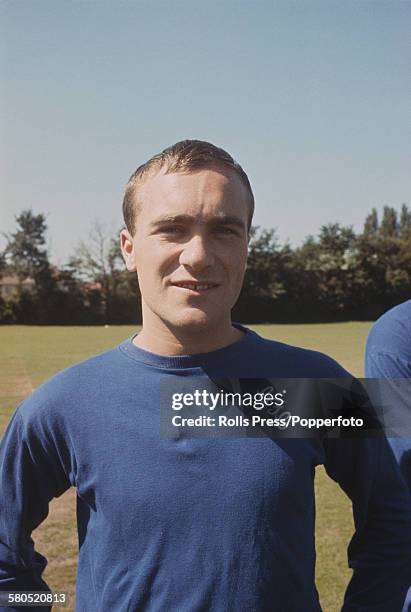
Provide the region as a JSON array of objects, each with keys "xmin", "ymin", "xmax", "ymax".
[
  {"xmin": 214, "ymin": 227, "xmax": 237, "ymax": 235},
  {"xmin": 160, "ymin": 226, "xmax": 185, "ymax": 234}
]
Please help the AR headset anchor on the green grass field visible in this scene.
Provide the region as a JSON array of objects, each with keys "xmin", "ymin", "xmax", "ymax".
[{"xmin": 0, "ymin": 323, "xmax": 372, "ymax": 611}]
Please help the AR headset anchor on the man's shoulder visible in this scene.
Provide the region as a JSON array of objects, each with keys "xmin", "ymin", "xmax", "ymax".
[
  {"xmin": 245, "ymin": 329, "xmax": 350, "ymax": 378},
  {"xmin": 367, "ymin": 300, "xmax": 411, "ymax": 359},
  {"xmin": 15, "ymin": 343, "xmax": 125, "ymax": 425},
  {"xmin": 43, "ymin": 343, "xmax": 123, "ymax": 389},
  {"xmin": 366, "ymin": 301, "xmax": 411, "ymax": 377}
]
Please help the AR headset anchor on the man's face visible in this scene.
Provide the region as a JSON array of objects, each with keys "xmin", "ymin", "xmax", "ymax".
[{"xmin": 121, "ymin": 167, "xmax": 249, "ymax": 336}]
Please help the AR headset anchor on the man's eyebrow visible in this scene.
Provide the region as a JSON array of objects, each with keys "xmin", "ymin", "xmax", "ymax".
[
  {"xmin": 149, "ymin": 214, "xmax": 193, "ymax": 227},
  {"xmin": 149, "ymin": 214, "xmax": 246, "ymax": 229},
  {"xmin": 208, "ymin": 215, "xmax": 246, "ymax": 229}
]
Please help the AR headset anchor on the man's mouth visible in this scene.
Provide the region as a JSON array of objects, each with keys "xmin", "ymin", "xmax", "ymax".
[{"xmin": 172, "ymin": 281, "xmax": 219, "ymax": 292}]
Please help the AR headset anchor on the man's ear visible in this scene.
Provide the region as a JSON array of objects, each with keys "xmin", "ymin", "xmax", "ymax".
[{"xmin": 120, "ymin": 229, "xmax": 136, "ymax": 272}]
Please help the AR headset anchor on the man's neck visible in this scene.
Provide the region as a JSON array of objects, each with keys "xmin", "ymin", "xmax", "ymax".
[{"xmin": 133, "ymin": 322, "xmax": 244, "ymax": 356}]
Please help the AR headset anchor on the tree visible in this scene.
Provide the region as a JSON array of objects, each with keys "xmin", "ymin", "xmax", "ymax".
[
  {"xmin": 355, "ymin": 204, "xmax": 411, "ymax": 317},
  {"xmin": 4, "ymin": 210, "xmax": 50, "ymax": 282},
  {"xmin": 234, "ymin": 227, "xmax": 295, "ymax": 322},
  {"xmin": 3, "ymin": 210, "xmax": 57, "ymax": 323},
  {"xmin": 399, "ymin": 204, "xmax": 411, "ymax": 237},
  {"xmin": 363, "ymin": 208, "xmax": 379, "ymax": 237},
  {"xmin": 243, "ymin": 227, "xmax": 289, "ymax": 299},
  {"xmin": 380, "ymin": 206, "xmax": 398, "ymax": 238},
  {"xmin": 294, "ymin": 223, "xmax": 358, "ymax": 319},
  {"xmin": 69, "ymin": 221, "xmax": 141, "ymax": 324}
]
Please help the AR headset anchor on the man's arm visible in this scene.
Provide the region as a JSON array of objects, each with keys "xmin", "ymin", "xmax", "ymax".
[
  {"xmin": 365, "ymin": 337, "xmax": 411, "ymax": 612},
  {"xmin": 0, "ymin": 404, "xmax": 72, "ymax": 612},
  {"xmin": 365, "ymin": 352, "xmax": 411, "ymax": 486},
  {"xmin": 323, "ymin": 435, "xmax": 411, "ymax": 611}
]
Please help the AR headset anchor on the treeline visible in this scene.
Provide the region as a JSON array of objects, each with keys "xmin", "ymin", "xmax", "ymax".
[{"xmin": 1, "ymin": 205, "xmax": 410, "ymax": 324}]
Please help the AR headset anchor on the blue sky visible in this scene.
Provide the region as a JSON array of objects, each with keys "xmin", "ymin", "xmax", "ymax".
[{"xmin": 1, "ymin": 0, "xmax": 409, "ymax": 265}]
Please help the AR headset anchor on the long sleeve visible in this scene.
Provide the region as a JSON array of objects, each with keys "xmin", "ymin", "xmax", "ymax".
[
  {"xmin": 365, "ymin": 329, "xmax": 411, "ymax": 612},
  {"xmin": 0, "ymin": 403, "xmax": 72, "ymax": 612},
  {"xmin": 365, "ymin": 351, "xmax": 411, "ymax": 484},
  {"xmin": 323, "ymin": 435, "xmax": 411, "ymax": 611}
]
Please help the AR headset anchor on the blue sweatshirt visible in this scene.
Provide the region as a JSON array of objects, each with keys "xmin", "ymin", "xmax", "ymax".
[
  {"xmin": 366, "ymin": 300, "xmax": 411, "ymax": 379},
  {"xmin": 1, "ymin": 326, "xmax": 411, "ymax": 612},
  {"xmin": 365, "ymin": 300, "xmax": 411, "ymax": 486}
]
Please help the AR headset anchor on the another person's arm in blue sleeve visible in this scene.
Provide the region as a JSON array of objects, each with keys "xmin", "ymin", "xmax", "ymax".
[
  {"xmin": 366, "ymin": 351, "xmax": 411, "ymax": 486},
  {"xmin": 0, "ymin": 400, "xmax": 73, "ymax": 612},
  {"xmin": 365, "ymin": 300, "xmax": 411, "ymax": 485},
  {"xmin": 366, "ymin": 350, "xmax": 411, "ymax": 378},
  {"xmin": 323, "ymin": 435, "xmax": 411, "ymax": 612},
  {"xmin": 365, "ymin": 302, "xmax": 411, "ymax": 611}
]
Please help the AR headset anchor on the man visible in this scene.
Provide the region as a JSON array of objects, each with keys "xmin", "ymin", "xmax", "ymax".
[
  {"xmin": 1, "ymin": 140, "xmax": 410, "ymax": 612},
  {"xmin": 365, "ymin": 300, "xmax": 411, "ymax": 612},
  {"xmin": 365, "ymin": 299, "xmax": 411, "ymax": 487}
]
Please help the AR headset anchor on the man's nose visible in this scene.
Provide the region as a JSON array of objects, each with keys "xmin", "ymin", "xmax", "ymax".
[{"xmin": 179, "ymin": 234, "xmax": 214, "ymax": 271}]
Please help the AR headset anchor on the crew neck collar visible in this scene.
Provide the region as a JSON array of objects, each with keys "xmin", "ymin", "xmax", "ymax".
[{"xmin": 119, "ymin": 323, "xmax": 259, "ymax": 369}]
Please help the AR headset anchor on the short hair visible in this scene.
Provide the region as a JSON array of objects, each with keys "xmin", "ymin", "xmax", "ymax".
[{"xmin": 122, "ymin": 139, "xmax": 254, "ymax": 235}]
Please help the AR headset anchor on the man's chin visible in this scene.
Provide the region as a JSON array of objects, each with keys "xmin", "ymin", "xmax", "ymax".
[{"xmin": 169, "ymin": 310, "xmax": 217, "ymax": 333}]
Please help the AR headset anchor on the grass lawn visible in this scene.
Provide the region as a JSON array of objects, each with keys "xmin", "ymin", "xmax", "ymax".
[{"xmin": 0, "ymin": 322, "xmax": 372, "ymax": 611}]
